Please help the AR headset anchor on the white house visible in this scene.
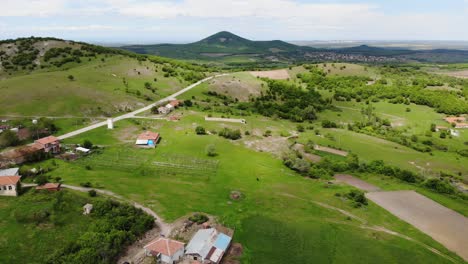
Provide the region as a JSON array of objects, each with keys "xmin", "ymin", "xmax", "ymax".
[
  {"xmin": 185, "ymin": 228, "xmax": 232, "ymax": 264},
  {"xmin": 0, "ymin": 176, "xmax": 21, "ymax": 196},
  {"xmin": 144, "ymin": 238, "xmax": 185, "ymax": 264}
]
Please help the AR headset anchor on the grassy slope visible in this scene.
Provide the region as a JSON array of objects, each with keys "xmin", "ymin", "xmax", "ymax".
[
  {"xmin": 31, "ymin": 111, "xmax": 465, "ymax": 263},
  {"xmin": 0, "ymin": 55, "xmax": 188, "ymax": 116},
  {"xmin": 0, "ymin": 190, "xmax": 96, "ymax": 263}
]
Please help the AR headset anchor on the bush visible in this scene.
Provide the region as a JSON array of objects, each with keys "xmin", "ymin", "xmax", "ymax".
[
  {"xmin": 263, "ymin": 130, "xmax": 272, "ymax": 137},
  {"xmin": 423, "ymin": 178, "xmax": 455, "ymax": 194},
  {"xmin": 297, "ymin": 125, "xmax": 305, "ymax": 132},
  {"xmin": 189, "ymin": 213, "xmax": 208, "ymax": 224},
  {"xmin": 35, "ymin": 175, "xmax": 48, "ymax": 186},
  {"xmin": 345, "ymin": 190, "xmax": 368, "ymax": 207},
  {"xmin": 83, "ymin": 139, "xmax": 93, "ymax": 149},
  {"xmin": 80, "ymin": 182, "xmax": 92, "ymax": 188},
  {"xmin": 88, "ymin": 190, "xmax": 97, "ymax": 197},
  {"xmin": 195, "ymin": 126, "xmax": 206, "ymax": 135},
  {"xmin": 219, "ymin": 128, "xmax": 241, "ymax": 140},
  {"xmin": 206, "ymin": 144, "xmax": 217, "ymax": 157}
]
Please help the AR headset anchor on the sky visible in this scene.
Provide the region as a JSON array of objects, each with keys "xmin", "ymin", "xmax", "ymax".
[{"xmin": 1, "ymin": 0, "xmax": 468, "ymax": 44}]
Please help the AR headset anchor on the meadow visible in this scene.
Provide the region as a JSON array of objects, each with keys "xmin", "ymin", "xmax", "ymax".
[{"xmin": 27, "ymin": 111, "xmax": 465, "ymax": 263}]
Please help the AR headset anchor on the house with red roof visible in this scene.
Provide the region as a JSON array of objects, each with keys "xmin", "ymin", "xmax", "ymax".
[
  {"xmin": 135, "ymin": 131, "xmax": 160, "ymax": 148},
  {"xmin": 34, "ymin": 136, "xmax": 61, "ymax": 154},
  {"xmin": 144, "ymin": 237, "xmax": 185, "ymax": 264},
  {"xmin": 0, "ymin": 176, "xmax": 21, "ymax": 196}
]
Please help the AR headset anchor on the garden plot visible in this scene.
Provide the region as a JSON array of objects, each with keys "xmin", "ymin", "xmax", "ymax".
[
  {"xmin": 79, "ymin": 151, "xmax": 218, "ymax": 177},
  {"xmin": 366, "ymin": 190, "xmax": 468, "ymax": 261}
]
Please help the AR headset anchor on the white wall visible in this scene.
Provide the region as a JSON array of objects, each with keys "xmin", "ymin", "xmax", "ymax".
[{"xmin": 0, "ymin": 184, "xmax": 17, "ymax": 196}]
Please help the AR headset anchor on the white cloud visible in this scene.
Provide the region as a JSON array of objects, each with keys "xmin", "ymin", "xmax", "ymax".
[{"xmin": 0, "ymin": 0, "xmax": 66, "ymax": 17}]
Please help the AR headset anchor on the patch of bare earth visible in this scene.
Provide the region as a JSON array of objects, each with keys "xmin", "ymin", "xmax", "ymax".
[
  {"xmin": 208, "ymin": 77, "xmax": 262, "ymax": 101},
  {"xmin": 438, "ymin": 70, "xmax": 468, "ymax": 79},
  {"xmin": 249, "ymin": 69, "xmax": 290, "ymax": 80},
  {"xmin": 243, "ymin": 136, "xmax": 290, "ymax": 157},
  {"xmin": 314, "ymin": 145, "xmax": 348, "ymax": 156},
  {"xmin": 334, "ymin": 174, "xmax": 381, "ymax": 192},
  {"xmin": 292, "ymin": 144, "xmax": 321, "ymax": 163},
  {"xmin": 366, "ymin": 190, "xmax": 468, "ymax": 261},
  {"xmin": 116, "ymin": 126, "xmax": 139, "ymax": 143}
]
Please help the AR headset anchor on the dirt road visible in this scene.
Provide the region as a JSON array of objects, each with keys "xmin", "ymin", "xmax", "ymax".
[
  {"xmin": 57, "ymin": 74, "xmax": 228, "ymax": 140},
  {"xmin": 367, "ymin": 190, "xmax": 468, "ymax": 261}
]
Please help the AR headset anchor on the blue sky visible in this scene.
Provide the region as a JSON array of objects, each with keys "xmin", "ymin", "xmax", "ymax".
[{"xmin": 1, "ymin": 0, "xmax": 468, "ymax": 43}]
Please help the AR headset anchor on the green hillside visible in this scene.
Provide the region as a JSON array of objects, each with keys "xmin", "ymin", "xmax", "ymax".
[{"xmin": 0, "ymin": 37, "xmax": 209, "ymax": 117}]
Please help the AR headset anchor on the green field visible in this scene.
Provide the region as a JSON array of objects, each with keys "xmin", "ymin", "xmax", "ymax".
[
  {"xmin": 24, "ymin": 111, "xmax": 464, "ymax": 263},
  {"xmin": 0, "ymin": 55, "xmax": 190, "ymax": 116}
]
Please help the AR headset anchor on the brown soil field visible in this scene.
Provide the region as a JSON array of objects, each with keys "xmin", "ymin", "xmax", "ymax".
[
  {"xmin": 366, "ymin": 190, "xmax": 468, "ymax": 261},
  {"xmin": 249, "ymin": 69, "xmax": 290, "ymax": 80},
  {"xmin": 334, "ymin": 174, "xmax": 381, "ymax": 192},
  {"xmin": 438, "ymin": 70, "xmax": 468, "ymax": 79},
  {"xmin": 314, "ymin": 145, "xmax": 348, "ymax": 156}
]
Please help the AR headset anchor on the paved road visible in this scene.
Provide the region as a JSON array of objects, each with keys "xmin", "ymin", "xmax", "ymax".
[{"xmin": 57, "ymin": 74, "xmax": 227, "ymax": 140}]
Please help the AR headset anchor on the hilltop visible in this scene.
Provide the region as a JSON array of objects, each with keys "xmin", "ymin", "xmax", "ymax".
[
  {"xmin": 0, "ymin": 37, "xmax": 208, "ymax": 117},
  {"xmin": 121, "ymin": 32, "xmax": 468, "ymax": 66}
]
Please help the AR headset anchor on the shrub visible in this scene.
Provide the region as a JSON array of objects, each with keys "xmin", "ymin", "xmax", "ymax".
[
  {"xmin": 83, "ymin": 139, "xmax": 93, "ymax": 149},
  {"xmin": 189, "ymin": 213, "xmax": 208, "ymax": 224},
  {"xmin": 297, "ymin": 125, "xmax": 305, "ymax": 132},
  {"xmin": 263, "ymin": 130, "xmax": 272, "ymax": 137},
  {"xmin": 219, "ymin": 128, "xmax": 241, "ymax": 140},
  {"xmin": 80, "ymin": 182, "xmax": 92, "ymax": 188},
  {"xmin": 345, "ymin": 190, "xmax": 368, "ymax": 207},
  {"xmin": 195, "ymin": 126, "xmax": 206, "ymax": 135},
  {"xmin": 35, "ymin": 175, "xmax": 48, "ymax": 186},
  {"xmin": 88, "ymin": 189, "xmax": 97, "ymax": 197},
  {"xmin": 205, "ymin": 144, "xmax": 217, "ymax": 157}
]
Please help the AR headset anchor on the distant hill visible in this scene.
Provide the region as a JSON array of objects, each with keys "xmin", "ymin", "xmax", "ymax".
[
  {"xmin": 121, "ymin": 32, "xmax": 468, "ymax": 65},
  {"xmin": 121, "ymin": 31, "xmax": 310, "ymax": 61}
]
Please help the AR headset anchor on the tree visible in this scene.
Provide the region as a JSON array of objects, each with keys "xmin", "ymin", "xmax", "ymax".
[
  {"xmin": 430, "ymin": 123, "xmax": 436, "ymax": 132},
  {"xmin": 410, "ymin": 135, "xmax": 418, "ymax": 143},
  {"xmin": 205, "ymin": 144, "xmax": 217, "ymax": 157},
  {"xmin": 0, "ymin": 130, "xmax": 20, "ymax": 148},
  {"xmin": 195, "ymin": 126, "xmax": 206, "ymax": 135},
  {"xmin": 440, "ymin": 131, "xmax": 447, "ymax": 139},
  {"xmin": 68, "ymin": 75, "xmax": 74, "ymax": 81},
  {"xmin": 297, "ymin": 125, "xmax": 305, "ymax": 132},
  {"xmin": 83, "ymin": 139, "xmax": 93, "ymax": 149},
  {"xmin": 144, "ymin": 82, "xmax": 152, "ymax": 89},
  {"xmin": 35, "ymin": 175, "xmax": 48, "ymax": 186},
  {"xmin": 183, "ymin": 99, "xmax": 193, "ymax": 107}
]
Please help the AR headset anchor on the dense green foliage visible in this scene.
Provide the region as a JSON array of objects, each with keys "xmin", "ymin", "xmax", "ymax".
[{"xmin": 48, "ymin": 199, "xmax": 153, "ymax": 264}]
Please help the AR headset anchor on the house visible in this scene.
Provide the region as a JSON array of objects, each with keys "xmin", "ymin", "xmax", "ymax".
[
  {"xmin": 144, "ymin": 238, "xmax": 185, "ymax": 264},
  {"xmin": 0, "ymin": 176, "xmax": 21, "ymax": 196},
  {"xmin": 0, "ymin": 168, "xmax": 19, "ymax": 177},
  {"xmin": 435, "ymin": 126, "xmax": 449, "ymax": 132},
  {"xmin": 83, "ymin": 203, "xmax": 93, "ymax": 215},
  {"xmin": 35, "ymin": 136, "xmax": 61, "ymax": 154},
  {"xmin": 158, "ymin": 106, "xmax": 171, "ymax": 115},
  {"xmin": 169, "ymin": 100, "xmax": 181, "ymax": 108},
  {"xmin": 35, "ymin": 183, "xmax": 61, "ymax": 191},
  {"xmin": 444, "ymin": 116, "xmax": 468, "ymax": 129},
  {"xmin": 185, "ymin": 228, "xmax": 232, "ymax": 264},
  {"xmin": 135, "ymin": 131, "xmax": 160, "ymax": 148}
]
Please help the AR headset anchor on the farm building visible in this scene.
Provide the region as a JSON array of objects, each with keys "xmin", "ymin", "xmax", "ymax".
[
  {"xmin": 135, "ymin": 131, "xmax": 160, "ymax": 148},
  {"xmin": 144, "ymin": 238, "xmax": 185, "ymax": 264},
  {"xmin": 0, "ymin": 176, "xmax": 21, "ymax": 196},
  {"xmin": 0, "ymin": 145, "xmax": 42, "ymax": 165},
  {"xmin": 158, "ymin": 100, "xmax": 181, "ymax": 115},
  {"xmin": 185, "ymin": 228, "xmax": 232, "ymax": 264},
  {"xmin": 158, "ymin": 106, "xmax": 170, "ymax": 115},
  {"xmin": 35, "ymin": 183, "xmax": 61, "ymax": 191},
  {"xmin": 34, "ymin": 136, "xmax": 61, "ymax": 154},
  {"xmin": 83, "ymin": 203, "xmax": 93, "ymax": 215}
]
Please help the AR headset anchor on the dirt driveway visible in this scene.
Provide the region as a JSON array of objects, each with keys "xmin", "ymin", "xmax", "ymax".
[
  {"xmin": 334, "ymin": 174, "xmax": 381, "ymax": 192},
  {"xmin": 366, "ymin": 190, "xmax": 468, "ymax": 261}
]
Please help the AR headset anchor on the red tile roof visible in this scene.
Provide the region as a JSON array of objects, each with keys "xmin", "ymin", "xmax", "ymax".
[
  {"xmin": 35, "ymin": 136, "xmax": 60, "ymax": 145},
  {"xmin": 144, "ymin": 238, "xmax": 184, "ymax": 257},
  {"xmin": 137, "ymin": 131, "xmax": 160, "ymax": 141},
  {"xmin": 0, "ymin": 176, "xmax": 20, "ymax": 186},
  {"xmin": 169, "ymin": 100, "xmax": 181, "ymax": 107}
]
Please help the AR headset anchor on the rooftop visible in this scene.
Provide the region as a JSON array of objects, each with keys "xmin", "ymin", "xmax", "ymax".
[
  {"xmin": 35, "ymin": 136, "xmax": 60, "ymax": 145},
  {"xmin": 144, "ymin": 238, "xmax": 184, "ymax": 257},
  {"xmin": 137, "ymin": 131, "xmax": 160, "ymax": 140},
  {"xmin": 0, "ymin": 168, "xmax": 19, "ymax": 177},
  {"xmin": 36, "ymin": 183, "xmax": 61, "ymax": 190},
  {"xmin": 0, "ymin": 176, "xmax": 20, "ymax": 186}
]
